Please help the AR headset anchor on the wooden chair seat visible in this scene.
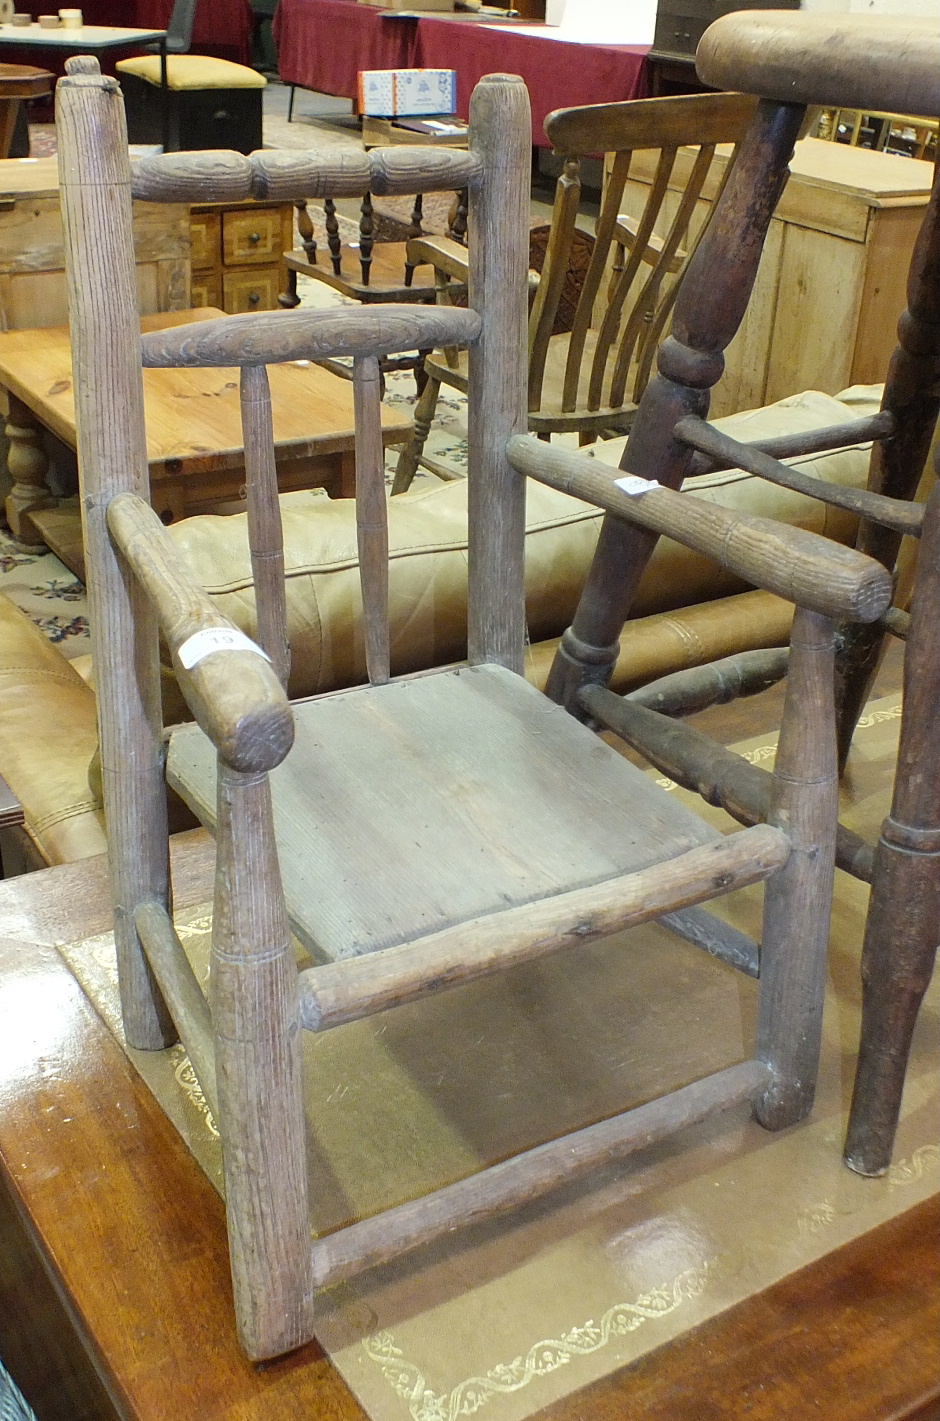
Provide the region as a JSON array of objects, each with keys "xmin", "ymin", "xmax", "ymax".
[{"xmin": 167, "ymin": 663, "xmax": 719, "ymax": 962}]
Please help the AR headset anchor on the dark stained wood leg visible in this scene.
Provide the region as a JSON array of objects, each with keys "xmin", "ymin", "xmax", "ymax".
[
  {"xmin": 845, "ymin": 482, "xmax": 940, "ymax": 1175},
  {"xmin": 835, "ymin": 166, "xmax": 940, "ymax": 769}
]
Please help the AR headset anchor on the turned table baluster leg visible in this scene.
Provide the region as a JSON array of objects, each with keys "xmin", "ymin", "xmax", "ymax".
[{"xmin": 3, "ymin": 393, "xmax": 55, "ymax": 544}]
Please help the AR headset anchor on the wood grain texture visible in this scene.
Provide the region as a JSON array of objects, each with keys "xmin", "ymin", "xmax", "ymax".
[
  {"xmin": 56, "ymin": 58, "xmax": 174, "ymax": 1051},
  {"xmin": 696, "ymin": 12, "xmax": 940, "ymax": 118},
  {"xmin": 756, "ymin": 608, "xmax": 839, "ymax": 1130},
  {"xmin": 686, "ymin": 410, "xmax": 895, "ymax": 478},
  {"xmin": 581, "ymin": 686, "xmax": 875, "ymax": 884},
  {"xmin": 352, "ymin": 355, "xmax": 390, "ymax": 685},
  {"xmin": 241, "ymin": 364, "xmax": 290, "ymax": 687},
  {"xmin": 211, "ymin": 763, "xmax": 314, "ymax": 1360},
  {"xmin": 297, "ymin": 824, "xmax": 788, "ymax": 1031},
  {"xmin": 466, "ymin": 74, "xmax": 531, "ymax": 672},
  {"xmin": 307, "ymin": 1062, "xmax": 769, "ymax": 1291},
  {"xmin": 107, "ymin": 493, "xmax": 294, "ymax": 776},
  {"xmin": 167, "ymin": 664, "xmax": 721, "ymax": 964},
  {"xmin": 140, "ymin": 303, "xmax": 481, "ymax": 368},
  {"xmin": 131, "ymin": 145, "xmax": 484, "ymax": 204},
  {"xmin": 507, "ymin": 435, "xmax": 893, "ymax": 624},
  {"xmin": 845, "ymin": 481, "xmax": 940, "ymax": 1175},
  {"xmin": 134, "ymin": 899, "xmax": 218, "ymax": 1122},
  {"xmin": 544, "ymin": 98, "xmax": 806, "ymax": 713},
  {"xmin": 675, "ymin": 414, "xmax": 923, "ymax": 536}
]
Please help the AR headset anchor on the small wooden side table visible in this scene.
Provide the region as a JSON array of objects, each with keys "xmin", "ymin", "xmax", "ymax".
[
  {"xmin": 0, "ymin": 62, "xmax": 53, "ymax": 159},
  {"xmin": 0, "ymin": 307, "xmax": 412, "ymax": 569}
]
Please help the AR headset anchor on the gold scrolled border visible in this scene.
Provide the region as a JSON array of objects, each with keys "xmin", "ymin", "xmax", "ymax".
[{"xmin": 362, "ymin": 1264, "xmax": 710, "ymax": 1421}]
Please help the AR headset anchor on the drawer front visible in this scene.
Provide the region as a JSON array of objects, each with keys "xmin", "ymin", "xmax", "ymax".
[
  {"xmin": 222, "ymin": 267, "xmax": 282, "ymax": 313},
  {"xmin": 191, "ymin": 272, "xmax": 224, "ymax": 310},
  {"xmin": 189, "ymin": 211, "xmax": 221, "ymax": 271},
  {"xmin": 653, "ymin": 8, "xmax": 711, "ymax": 54},
  {"xmin": 222, "ymin": 207, "xmax": 285, "ymax": 267}
]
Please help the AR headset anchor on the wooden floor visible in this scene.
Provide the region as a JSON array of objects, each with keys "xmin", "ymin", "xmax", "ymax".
[{"xmin": 0, "ymin": 645, "xmax": 936, "ymax": 1421}]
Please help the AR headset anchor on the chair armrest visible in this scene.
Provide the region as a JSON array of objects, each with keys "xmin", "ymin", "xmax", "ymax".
[
  {"xmin": 405, "ymin": 234, "xmax": 470, "ymax": 282},
  {"xmin": 506, "ymin": 435, "xmax": 893, "ymax": 624},
  {"xmin": 107, "ymin": 494, "xmax": 293, "ymax": 774}
]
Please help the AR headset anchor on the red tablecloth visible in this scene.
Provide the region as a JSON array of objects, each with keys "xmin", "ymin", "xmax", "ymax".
[
  {"xmin": 274, "ymin": 0, "xmax": 417, "ymax": 100},
  {"xmin": 273, "ymin": 0, "xmax": 649, "ymax": 146},
  {"xmin": 417, "ymin": 18, "xmax": 648, "ymax": 145}
]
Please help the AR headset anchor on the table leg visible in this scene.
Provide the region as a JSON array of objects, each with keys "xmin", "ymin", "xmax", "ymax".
[
  {"xmin": 0, "ymin": 99, "xmax": 21, "ymax": 163},
  {"xmin": 3, "ymin": 393, "xmax": 54, "ymax": 545}
]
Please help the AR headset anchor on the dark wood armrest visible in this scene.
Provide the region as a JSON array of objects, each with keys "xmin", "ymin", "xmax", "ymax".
[{"xmin": 106, "ymin": 494, "xmax": 293, "ymax": 775}]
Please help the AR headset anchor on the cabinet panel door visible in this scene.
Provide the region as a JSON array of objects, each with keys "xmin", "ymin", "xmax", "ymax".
[
  {"xmin": 190, "ymin": 211, "xmax": 221, "ymax": 273},
  {"xmin": 765, "ymin": 224, "xmax": 866, "ymax": 404},
  {"xmin": 222, "ymin": 208, "xmax": 285, "ymax": 267}
]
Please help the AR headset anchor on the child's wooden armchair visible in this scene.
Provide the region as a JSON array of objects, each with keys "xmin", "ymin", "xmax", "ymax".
[{"xmin": 58, "ymin": 57, "xmax": 890, "ymax": 1361}]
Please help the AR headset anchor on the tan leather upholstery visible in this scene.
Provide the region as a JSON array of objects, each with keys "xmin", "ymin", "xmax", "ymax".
[
  {"xmin": 0, "ymin": 595, "xmax": 106, "ymax": 864},
  {"xmin": 168, "ymin": 387, "xmax": 877, "ymax": 702},
  {"xmin": 0, "ymin": 385, "xmax": 882, "ymax": 865},
  {"xmin": 115, "ymin": 56, "xmax": 266, "ymax": 90}
]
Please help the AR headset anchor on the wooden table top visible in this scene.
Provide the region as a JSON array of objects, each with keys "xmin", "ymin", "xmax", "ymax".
[
  {"xmin": 0, "ymin": 61, "xmax": 53, "ymax": 97},
  {"xmin": 0, "ymin": 835, "xmax": 935, "ymax": 1421},
  {"xmin": 0, "ymin": 22, "xmax": 167, "ymax": 47},
  {"xmin": 0, "ymin": 308, "xmax": 412, "ymax": 475}
]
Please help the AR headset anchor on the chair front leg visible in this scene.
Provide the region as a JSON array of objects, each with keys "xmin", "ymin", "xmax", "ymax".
[
  {"xmin": 756, "ymin": 606, "xmax": 839, "ymax": 1130},
  {"xmin": 211, "ymin": 759, "xmax": 314, "ymax": 1361},
  {"xmin": 392, "ymin": 373, "xmax": 441, "ymax": 494}
]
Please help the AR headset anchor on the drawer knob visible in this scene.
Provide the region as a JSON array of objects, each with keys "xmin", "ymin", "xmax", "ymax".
[
  {"xmin": 248, "ymin": 291, "xmax": 261, "ymax": 306},
  {"xmin": 249, "ymin": 232, "xmax": 261, "ymax": 244}
]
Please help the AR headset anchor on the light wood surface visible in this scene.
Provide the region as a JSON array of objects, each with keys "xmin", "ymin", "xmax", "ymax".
[
  {"xmin": 0, "ymin": 22, "xmax": 167, "ymax": 46},
  {"xmin": 0, "ymin": 306, "xmax": 412, "ymax": 542},
  {"xmin": 616, "ymin": 138, "xmax": 936, "ymax": 418}
]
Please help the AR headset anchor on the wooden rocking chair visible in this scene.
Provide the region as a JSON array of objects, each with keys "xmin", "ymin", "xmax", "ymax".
[
  {"xmin": 58, "ymin": 58, "xmax": 891, "ymax": 1362},
  {"xmin": 541, "ymin": 14, "xmax": 939, "ymax": 1180},
  {"xmin": 391, "ymin": 89, "xmax": 758, "ymax": 492}
]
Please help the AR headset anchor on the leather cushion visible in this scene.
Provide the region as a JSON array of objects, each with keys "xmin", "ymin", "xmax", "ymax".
[
  {"xmin": 0, "ymin": 594, "xmax": 106, "ymax": 864},
  {"xmin": 116, "ymin": 56, "xmax": 267, "ymax": 90},
  {"xmin": 167, "ymin": 387, "xmax": 880, "ymax": 702}
]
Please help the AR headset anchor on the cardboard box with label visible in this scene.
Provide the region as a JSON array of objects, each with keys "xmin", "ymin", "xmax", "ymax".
[{"xmin": 357, "ymin": 68, "xmax": 457, "ymax": 117}]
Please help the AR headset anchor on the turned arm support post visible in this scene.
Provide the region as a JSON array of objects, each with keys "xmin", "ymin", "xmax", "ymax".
[{"xmin": 107, "ymin": 494, "xmax": 293, "ymax": 775}]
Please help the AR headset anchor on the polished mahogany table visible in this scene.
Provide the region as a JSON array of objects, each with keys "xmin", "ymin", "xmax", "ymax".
[
  {"xmin": 0, "ymin": 646, "xmax": 937, "ymax": 1420},
  {"xmin": 273, "ymin": 0, "xmax": 650, "ymax": 146}
]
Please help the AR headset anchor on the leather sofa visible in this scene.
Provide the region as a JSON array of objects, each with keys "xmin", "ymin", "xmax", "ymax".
[{"xmin": 0, "ymin": 386, "xmax": 883, "ymax": 867}]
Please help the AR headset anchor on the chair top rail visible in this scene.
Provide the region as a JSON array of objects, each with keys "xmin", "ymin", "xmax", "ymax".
[
  {"xmin": 506, "ymin": 434, "xmax": 893, "ymax": 625},
  {"xmin": 544, "ymin": 91, "xmax": 759, "ymax": 157},
  {"xmin": 131, "ymin": 145, "xmax": 484, "ymax": 205},
  {"xmin": 140, "ymin": 304, "xmax": 482, "ymax": 369},
  {"xmin": 697, "ymin": 13, "xmax": 940, "ymax": 121}
]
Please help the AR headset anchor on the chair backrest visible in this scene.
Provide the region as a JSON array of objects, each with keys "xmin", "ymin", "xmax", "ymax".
[
  {"xmin": 165, "ymin": 0, "xmax": 199, "ymax": 54},
  {"xmin": 528, "ymin": 91, "xmax": 757, "ymax": 421}
]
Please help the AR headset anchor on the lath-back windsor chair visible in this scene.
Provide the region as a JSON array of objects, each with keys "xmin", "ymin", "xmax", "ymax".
[
  {"xmin": 58, "ymin": 57, "xmax": 891, "ymax": 1362},
  {"xmin": 536, "ymin": 12, "xmax": 939, "ymax": 1180},
  {"xmin": 391, "ymin": 90, "xmax": 758, "ymax": 492}
]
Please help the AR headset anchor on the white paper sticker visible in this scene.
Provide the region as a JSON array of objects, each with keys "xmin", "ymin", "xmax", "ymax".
[
  {"xmin": 615, "ymin": 474, "xmax": 658, "ymax": 496},
  {"xmin": 177, "ymin": 627, "xmax": 271, "ymax": 670}
]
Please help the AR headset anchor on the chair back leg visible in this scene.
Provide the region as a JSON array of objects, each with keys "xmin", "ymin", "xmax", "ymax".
[{"xmin": 57, "ymin": 57, "xmax": 175, "ymax": 1050}]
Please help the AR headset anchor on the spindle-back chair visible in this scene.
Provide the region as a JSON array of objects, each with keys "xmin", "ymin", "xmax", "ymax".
[
  {"xmin": 542, "ymin": 12, "xmax": 939, "ymax": 1179},
  {"xmin": 59, "ymin": 56, "xmax": 892, "ymax": 1361},
  {"xmin": 391, "ymin": 89, "xmax": 758, "ymax": 491}
]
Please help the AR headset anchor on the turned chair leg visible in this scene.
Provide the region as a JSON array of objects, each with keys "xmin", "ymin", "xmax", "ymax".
[
  {"xmin": 391, "ymin": 373, "xmax": 441, "ymax": 494},
  {"xmin": 844, "ymin": 482, "xmax": 940, "ymax": 1175}
]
